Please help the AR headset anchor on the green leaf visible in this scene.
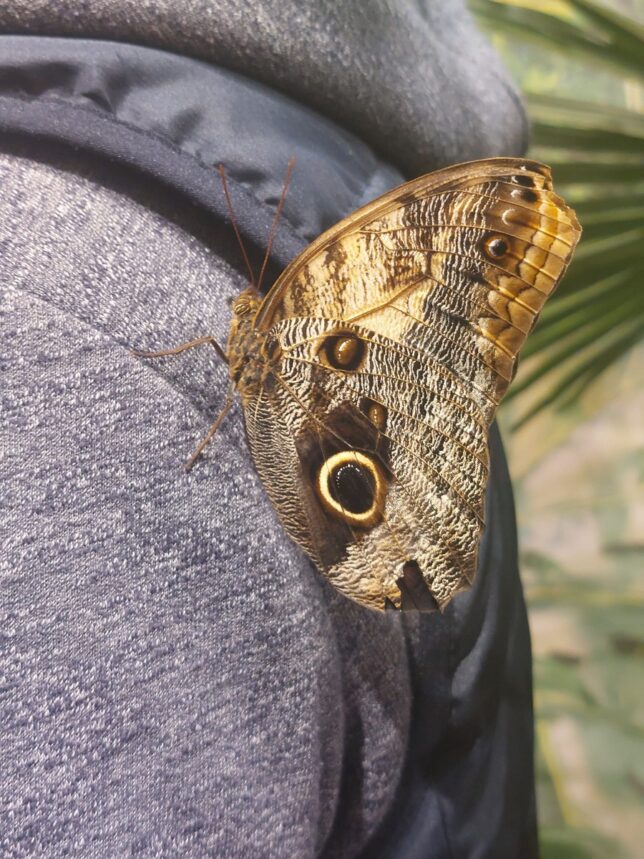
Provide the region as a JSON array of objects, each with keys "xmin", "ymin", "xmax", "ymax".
[
  {"xmin": 572, "ymin": 194, "xmax": 644, "ymax": 216},
  {"xmin": 540, "ymin": 825, "xmax": 629, "ymax": 859},
  {"xmin": 472, "ymin": 0, "xmax": 644, "ymax": 429},
  {"xmin": 568, "ymin": 0, "xmax": 644, "ymax": 74},
  {"xmin": 533, "ymin": 123, "xmax": 644, "ymax": 155},
  {"xmin": 510, "ymin": 322, "xmax": 642, "ymax": 426},
  {"xmin": 525, "ymin": 282, "xmax": 640, "ymax": 356},
  {"xmin": 546, "ymin": 160, "xmax": 644, "ymax": 184},
  {"xmin": 527, "ymin": 94, "xmax": 644, "ymax": 138},
  {"xmin": 538, "ymin": 271, "xmax": 633, "ymax": 324},
  {"xmin": 553, "ymin": 230, "xmax": 644, "ymax": 294},
  {"xmin": 528, "ymin": 95, "xmax": 644, "ymax": 155},
  {"xmin": 471, "ymin": 0, "xmax": 644, "ymax": 78}
]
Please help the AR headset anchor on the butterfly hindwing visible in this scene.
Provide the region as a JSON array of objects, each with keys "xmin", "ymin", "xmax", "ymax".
[{"xmin": 263, "ymin": 317, "xmax": 487, "ymax": 608}]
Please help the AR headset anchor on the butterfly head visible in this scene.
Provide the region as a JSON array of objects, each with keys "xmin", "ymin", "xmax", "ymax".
[{"xmin": 231, "ymin": 287, "xmax": 262, "ymax": 318}]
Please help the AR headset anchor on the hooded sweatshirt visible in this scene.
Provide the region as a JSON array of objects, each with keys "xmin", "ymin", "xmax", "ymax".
[{"xmin": 0, "ymin": 2, "xmax": 536, "ymax": 857}]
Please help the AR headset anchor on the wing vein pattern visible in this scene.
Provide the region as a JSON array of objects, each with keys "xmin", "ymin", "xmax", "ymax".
[{"xmin": 241, "ymin": 159, "xmax": 580, "ymax": 610}]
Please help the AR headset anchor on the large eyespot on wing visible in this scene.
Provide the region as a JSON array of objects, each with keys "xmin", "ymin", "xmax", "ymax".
[
  {"xmin": 242, "ymin": 358, "xmax": 407, "ymax": 610},
  {"xmin": 255, "ymin": 317, "xmax": 489, "ymax": 611}
]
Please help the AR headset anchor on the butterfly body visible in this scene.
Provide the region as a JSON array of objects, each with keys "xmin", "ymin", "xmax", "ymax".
[
  {"xmin": 146, "ymin": 158, "xmax": 581, "ymax": 612},
  {"xmin": 227, "ymin": 288, "xmax": 269, "ymax": 398}
]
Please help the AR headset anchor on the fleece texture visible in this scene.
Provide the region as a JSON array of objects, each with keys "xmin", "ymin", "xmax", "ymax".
[
  {"xmin": 0, "ymin": 151, "xmax": 412, "ymax": 856},
  {"xmin": 0, "ymin": 3, "xmax": 536, "ymax": 856}
]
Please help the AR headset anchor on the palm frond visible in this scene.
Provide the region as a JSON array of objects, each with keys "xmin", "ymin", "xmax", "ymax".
[{"xmin": 472, "ymin": 0, "xmax": 644, "ymax": 427}]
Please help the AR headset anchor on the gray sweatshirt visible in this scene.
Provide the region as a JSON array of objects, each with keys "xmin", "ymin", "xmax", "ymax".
[{"xmin": 0, "ymin": 2, "xmax": 535, "ymax": 857}]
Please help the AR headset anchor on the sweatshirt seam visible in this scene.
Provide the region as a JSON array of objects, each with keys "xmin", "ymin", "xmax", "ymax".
[{"xmin": 0, "ymin": 90, "xmax": 315, "ymax": 247}]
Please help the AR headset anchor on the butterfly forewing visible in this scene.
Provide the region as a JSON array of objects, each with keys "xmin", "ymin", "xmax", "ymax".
[{"xmin": 241, "ymin": 158, "xmax": 580, "ymax": 611}]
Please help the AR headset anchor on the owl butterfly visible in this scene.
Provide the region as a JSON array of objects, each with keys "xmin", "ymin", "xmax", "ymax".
[{"xmin": 135, "ymin": 158, "xmax": 580, "ymax": 612}]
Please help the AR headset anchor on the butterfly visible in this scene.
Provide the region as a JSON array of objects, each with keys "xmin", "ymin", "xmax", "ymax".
[{"xmin": 134, "ymin": 158, "xmax": 581, "ymax": 612}]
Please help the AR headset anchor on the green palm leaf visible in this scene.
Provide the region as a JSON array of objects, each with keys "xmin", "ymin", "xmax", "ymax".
[{"xmin": 471, "ymin": 0, "xmax": 644, "ymax": 427}]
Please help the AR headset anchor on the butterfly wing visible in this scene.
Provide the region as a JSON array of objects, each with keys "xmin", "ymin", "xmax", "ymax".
[{"xmin": 243, "ymin": 158, "xmax": 581, "ymax": 611}]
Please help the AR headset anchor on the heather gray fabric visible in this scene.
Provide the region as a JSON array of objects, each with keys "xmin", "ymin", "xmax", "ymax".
[
  {"xmin": 0, "ymin": 151, "xmax": 411, "ymax": 857},
  {"xmin": 0, "ymin": 0, "xmax": 527, "ymax": 176}
]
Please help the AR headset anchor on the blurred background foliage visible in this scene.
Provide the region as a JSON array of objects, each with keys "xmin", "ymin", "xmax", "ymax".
[
  {"xmin": 472, "ymin": 0, "xmax": 644, "ymax": 429},
  {"xmin": 470, "ymin": 2, "xmax": 643, "ymax": 858}
]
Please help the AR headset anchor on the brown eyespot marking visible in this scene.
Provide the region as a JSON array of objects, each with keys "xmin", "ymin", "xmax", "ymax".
[
  {"xmin": 360, "ymin": 397, "xmax": 387, "ymax": 431},
  {"xmin": 317, "ymin": 450, "xmax": 386, "ymax": 528},
  {"xmin": 483, "ymin": 234, "xmax": 509, "ymax": 260},
  {"xmin": 511, "ymin": 173, "xmax": 535, "ymax": 188},
  {"xmin": 320, "ymin": 332, "xmax": 366, "ymax": 371},
  {"xmin": 512, "ymin": 187, "xmax": 539, "ymax": 203}
]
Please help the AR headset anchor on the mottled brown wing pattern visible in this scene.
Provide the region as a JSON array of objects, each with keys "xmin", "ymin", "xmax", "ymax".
[
  {"xmin": 241, "ymin": 159, "xmax": 580, "ymax": 611},
  {"xmin": 244, "ymin": 318, "xmax": 487, "ymax": 608}
]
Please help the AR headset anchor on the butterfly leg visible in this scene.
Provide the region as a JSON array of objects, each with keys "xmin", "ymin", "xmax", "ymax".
[
  {"xmin": 131, "ymin": 336, "xmax": 228, "ymax": 365},
  {"xmin": 185, "ymin": 384, "xmax": 235, "ymax": 471}
]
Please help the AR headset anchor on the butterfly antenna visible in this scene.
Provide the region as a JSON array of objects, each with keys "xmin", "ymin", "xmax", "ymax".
[
  {"xmin": 218, "ymin": 163, "xmax": 257, "ymax": 288},
  {"xmin": 256, "ymin": 157, "xmax": 296, "ymax": 294}
]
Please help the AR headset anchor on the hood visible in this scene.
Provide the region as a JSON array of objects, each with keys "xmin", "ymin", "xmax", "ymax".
[{"xmin": 0, "ymin": 0, "xmax": 527, "ymax": 175}]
